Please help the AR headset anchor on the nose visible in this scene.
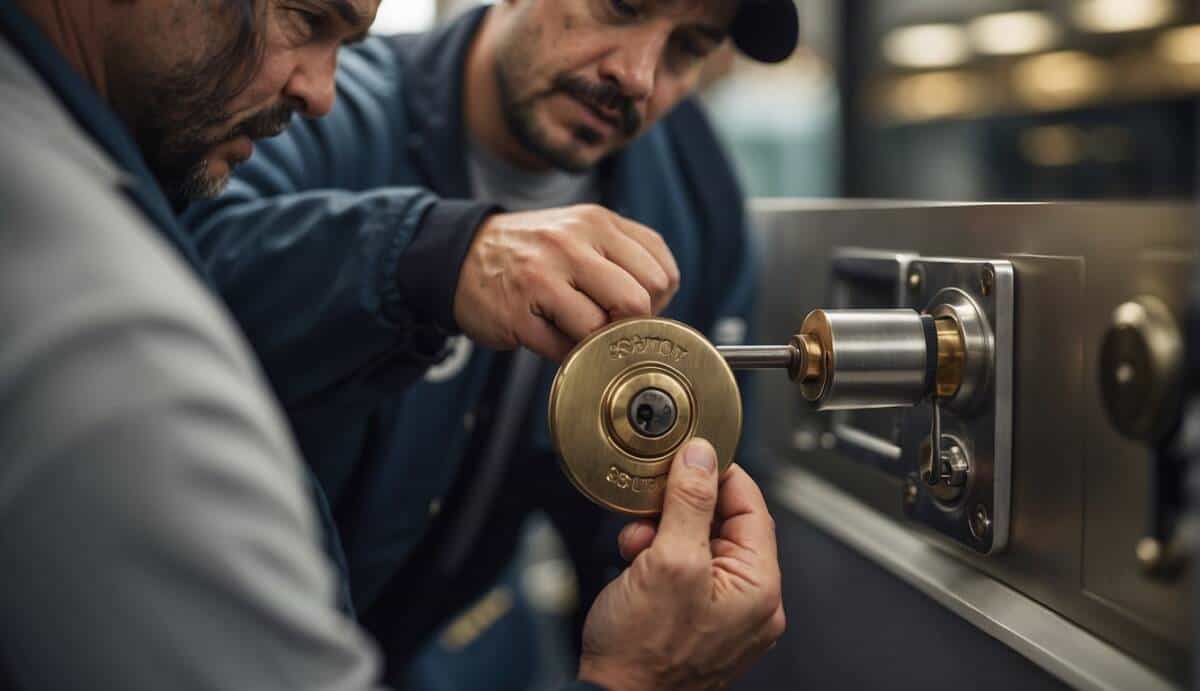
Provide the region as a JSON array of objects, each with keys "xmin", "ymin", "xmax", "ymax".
[
  {"xmin": 284, "ymin": 48, "xmax": 338, "ymax": 118},
  {"xmin": 597, "ymin": 29, "xmax": 665, "ymax": 103}
]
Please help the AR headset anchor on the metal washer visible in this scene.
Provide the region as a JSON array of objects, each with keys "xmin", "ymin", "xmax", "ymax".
[{"xmin": 548, "ymin": 317, "xmax": 743, "ymax": 516}]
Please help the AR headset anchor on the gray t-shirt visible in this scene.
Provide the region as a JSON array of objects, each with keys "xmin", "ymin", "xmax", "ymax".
[
  {"xmin": 0, "ymin": 37, "xmax": 382, "ymax": 691},
  {"xmin": 467, "ymin": 137, "xmax": 600, "ymax": 211}
]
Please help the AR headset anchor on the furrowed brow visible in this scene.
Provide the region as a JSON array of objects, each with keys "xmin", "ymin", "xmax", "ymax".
[{"xmin": 322, "ymin": 0, "xmax": 372, "ymax": 30}]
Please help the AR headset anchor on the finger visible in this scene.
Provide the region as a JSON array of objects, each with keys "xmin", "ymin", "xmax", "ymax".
[
  {"xmin": 656, "ymin": 438, "xmax": 720, "ymax": 552},
  {"xmin": 589, "ymin": 224, "xmax": 673, "ymax": 313},
  {"xmin": 714, "ymin": 464, "xmax": 778, "ymax": 558},
  {"xmin": 569, "ymin": 249, "xmax": 653, "ymax": 320},
  {"xmin": 532, "ymin": 278, "xmax": 610, "ymax": 343},
  {"xmin": 516, "ymin": 309, "xmax": 575, "ymax": 362},
  {"xmin": 618, "ymin": 519, "xmax": 658, "ymax": 562},
  {"xmin": 611, "ymin": 217, "xmax": 681, "ymax": 312}
]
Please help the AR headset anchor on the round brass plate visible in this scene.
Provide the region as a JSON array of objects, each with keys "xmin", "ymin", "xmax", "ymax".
[{"xmin": 549, "ymin": 318, "xmax": 742, "ymax": 516}]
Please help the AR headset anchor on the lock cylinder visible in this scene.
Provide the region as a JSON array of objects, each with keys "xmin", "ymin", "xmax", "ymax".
[
  {"xmin": 796, "ymin": 309, "xmax": 937, "ymax": 410},
  {"xmin": 720, "ymin": 309, "xmax": 969, "ymax": 411}
]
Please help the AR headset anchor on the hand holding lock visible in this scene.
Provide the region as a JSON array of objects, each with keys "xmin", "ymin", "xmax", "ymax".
[
  {"xmin": 578, "ymin": 439, "xmax": 786, "ymax": 691},
  {"xmin": 453, "ymin": 205, "xmax": 680, "ymax": 362}
]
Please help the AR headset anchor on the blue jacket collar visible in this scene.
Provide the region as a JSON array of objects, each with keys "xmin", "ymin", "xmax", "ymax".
[
  {"xmin": 394, "ymin": 6, "xmax": 487, "ymax": 199},
  {"xmin": 0, "ymin": 2, "xmax": 208, "ymax": 276}
]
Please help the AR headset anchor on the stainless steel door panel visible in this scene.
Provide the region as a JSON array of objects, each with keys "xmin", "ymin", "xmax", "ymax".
[{"xmin": 751, "ymin": 201, "xmax": 1192, "ymax": 682}]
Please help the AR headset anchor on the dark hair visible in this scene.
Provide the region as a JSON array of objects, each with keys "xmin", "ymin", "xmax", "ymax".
[
  {"xmin": 216, "ymin": 0, "xmax": 268, "ymax": 100},
  {"xmin": 115, "ymin": 0, "xmax": 282, "ymax": 202}
]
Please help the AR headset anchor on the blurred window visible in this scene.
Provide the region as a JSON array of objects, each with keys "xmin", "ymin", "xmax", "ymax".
[
  {"xmin": 702, "ymin": 35, "xmax": 841, "ymax": 199},
  {"xmin": 848, "ymin": 0, "xmax": 1199, "ymax": 200}
]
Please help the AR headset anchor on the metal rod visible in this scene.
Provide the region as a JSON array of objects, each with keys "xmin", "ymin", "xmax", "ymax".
[
  {"xmin": 719, "ymin": 345, "xmax": 798, "ymax": 370},
  {"xmin": 925, "ymin": 398, "xmax": 942, "ymax": 486}
]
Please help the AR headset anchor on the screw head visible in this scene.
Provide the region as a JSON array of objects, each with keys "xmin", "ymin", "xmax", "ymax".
[
  {"xmin": 980, "ymin": 265, "xmax": 995, "ymax": 296},
  {"xmin": 1135, "ymin": 535, "xmax": 1186, "ymax": 579},
  {"xmin": 903, "ymin": 477, "xmax": 920, "ymax": 508},
  {"xmin": 1136, "ymin": 537, "xmax": 1163, "ymax": 568},
  {"xmin": 969, "ymin": 504, "xmax": 992, "ymax": 541},
  {"xmin": 907, "ymin": 268, "xmax": 923, "ymax": 292},
  {"xmin": 628, "ymin": 388, "xmax": 677, "ymax": 438}
]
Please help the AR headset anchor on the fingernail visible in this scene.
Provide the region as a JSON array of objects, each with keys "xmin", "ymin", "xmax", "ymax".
[{"xmin": 683, "ymin": 439, "xmax": 716, "ymax": 472}]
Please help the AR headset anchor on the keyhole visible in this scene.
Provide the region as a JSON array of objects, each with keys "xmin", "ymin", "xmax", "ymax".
[
  {"xmin": 636, "ymin": 403, "xmax": 655, "ymax": 433},
  {"xmin": 627, "ymin": 388, "xmax": 678, "ymax": 438}
]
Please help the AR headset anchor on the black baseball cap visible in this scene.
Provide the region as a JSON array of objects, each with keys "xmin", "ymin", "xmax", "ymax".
[{"xmin": 730, "ymin": 0, "xmax": 800, "ymax": 64}]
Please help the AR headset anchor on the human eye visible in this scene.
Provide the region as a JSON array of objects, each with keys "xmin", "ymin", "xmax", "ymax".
[
  {"xmin": 676, "ymin": 35, "xmax": 709, "ymax": 58},
  {"xmin": 609, "ymin": 0, "xmax": 640, "ymax": 20},
  {"xmin": 284, "ymin": 5, "xmax": 327, "ymax": 42}
]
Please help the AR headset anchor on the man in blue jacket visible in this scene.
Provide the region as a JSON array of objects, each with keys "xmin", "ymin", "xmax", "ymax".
[{"xmin": 185, "ymin": 0, "xmax": 798, "ymax": 680}]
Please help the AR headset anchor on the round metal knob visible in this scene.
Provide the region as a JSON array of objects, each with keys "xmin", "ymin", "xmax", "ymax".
[
  {"xmin": 1099, "ymin": 296, "xmax": 1183, "ymax": 442},
  {"xmin": 549, "ymin": 318, "xmax": 742, "ymax": 516}
]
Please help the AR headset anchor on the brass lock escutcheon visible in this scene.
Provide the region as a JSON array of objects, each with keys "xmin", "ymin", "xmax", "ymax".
[{"xmin": 549, "ymin": 317, "xmax": 742, "ymax": 516}]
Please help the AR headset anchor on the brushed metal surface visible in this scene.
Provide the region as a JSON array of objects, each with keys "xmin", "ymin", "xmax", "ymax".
[
  {"xmin": 750, "ymin": 200, "xmax": 1192, "ymax": 682},
  {"xmin": 771, "ymin": 465, "xmax": 1177, "ymax": 691}
]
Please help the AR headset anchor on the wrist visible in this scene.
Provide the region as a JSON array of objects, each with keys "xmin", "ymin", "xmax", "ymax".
[{"xmin": 400, "ymin": 199, "xmax": 500, "ymax": 332}]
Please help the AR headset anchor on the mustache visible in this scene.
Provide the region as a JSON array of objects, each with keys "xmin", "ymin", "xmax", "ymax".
[
  {"xmin": 228, "ymin": 102, "xmax": 297, "ymax": 141},
  {"xmin": 553, "ymin": 75, "xmax": 642, "ymax": 137}
]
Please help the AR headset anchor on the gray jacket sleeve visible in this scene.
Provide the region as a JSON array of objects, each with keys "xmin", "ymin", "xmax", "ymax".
[{"xmin": 0, "ymin": 113, "xmax": 383, "ymax": 690}]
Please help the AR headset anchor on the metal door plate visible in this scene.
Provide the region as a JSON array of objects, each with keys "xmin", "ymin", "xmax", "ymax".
[{"xmin": 901, "ymin": 258, "xmax": 1014, "ymax": 554}]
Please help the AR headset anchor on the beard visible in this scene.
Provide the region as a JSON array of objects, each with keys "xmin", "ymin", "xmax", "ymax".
[
  {"xmin": 495, "ymin": 52, "xmax": 642, "ymax": 174},
  {"xmin": 155, "ymin": 101, "xmax": 296, "ymax": 201},
  {"xmin": 108, "ymin": 10, "xmax": 293, "ymax": 203},
  {"xmin": 127, "ymin": 68, "xmax": 296, "ymax": 203}
]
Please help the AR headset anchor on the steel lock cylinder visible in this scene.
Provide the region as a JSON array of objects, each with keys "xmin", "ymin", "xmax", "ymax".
[
  {"xmin": 797, "ymin": 309, "xmax": 938, "ymax": 409},
  {"xmin": 720, "ymin": 309, "xmax": 969, "ymax": 410}
]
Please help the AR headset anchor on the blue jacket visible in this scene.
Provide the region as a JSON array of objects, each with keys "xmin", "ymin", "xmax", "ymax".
[{"xmin": 184, "ymin": 6, "xmax": 758, "ymax": 674}]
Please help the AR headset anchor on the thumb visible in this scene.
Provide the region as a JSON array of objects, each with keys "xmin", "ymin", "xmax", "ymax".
[{"xmin": 656, "ymin": 438, "xmax": 719, "ymax": 551}]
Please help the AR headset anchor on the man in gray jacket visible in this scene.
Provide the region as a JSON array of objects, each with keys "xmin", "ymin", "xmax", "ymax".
[
  {"xmin": 0, "ymin": 1, "xmax": 784, "ymax": 690},
  {"xmin": 0, "ymin": 0, "xmax": 388, "ymax": 688}
]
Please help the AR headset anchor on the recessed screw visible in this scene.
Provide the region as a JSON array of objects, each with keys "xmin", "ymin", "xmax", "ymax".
[
  {"xmin": 903, "ymin": 477, "xmax": 919, "ymax": 508},
  {"xmin": 969, "ymin": 504, "xmax": 992, "ymax": 542},
  {"xmin": 1135, "ymin": 535, "xmax": 1187, "ymax": 579},
  {"xmin": 907, "ymin": 268, "xmax": 923, "ymax": 293},
  {"xmin": 1136, "ymin": 537, "xmax": 1163, "ymax": 569},
  {"xmin": 980, "ymin": 265, "xmax": 995, "ymax": 296}
]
